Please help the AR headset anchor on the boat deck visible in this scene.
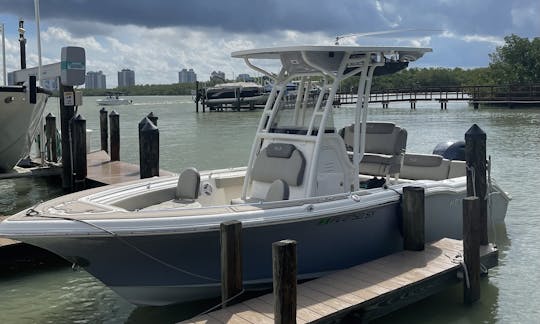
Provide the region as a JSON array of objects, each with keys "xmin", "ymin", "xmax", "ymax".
[{"xmin": 184, "ymin": 238, "xmax": 498, "ymax": 323}]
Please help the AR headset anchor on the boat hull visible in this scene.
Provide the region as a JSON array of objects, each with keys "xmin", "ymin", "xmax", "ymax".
[
  {"xmin": 20, "ymin": 202, "xmax": 402, "ymax": 306},
  {"xmin": 0, "ymin": 88, "xmax": 49, "ymax": 172}
]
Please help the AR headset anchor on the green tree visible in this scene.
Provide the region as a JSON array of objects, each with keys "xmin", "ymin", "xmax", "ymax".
[{"xmin": 489, "ymin": 34, "xmax": 540, "ymax": 84}]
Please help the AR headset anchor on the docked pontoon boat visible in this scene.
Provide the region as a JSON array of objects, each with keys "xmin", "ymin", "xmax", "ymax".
[
  {"xmin": 0, "ymin": 45, "xmax": 510, "ymax": 306},
  {"xmin": 205, "ymin": 82, "xmax": 267, "ymax": 109}
]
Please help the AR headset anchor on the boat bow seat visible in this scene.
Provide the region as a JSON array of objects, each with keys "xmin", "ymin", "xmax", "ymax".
[
  {"xmin": 141, "ymin": 168, "xmax": 202, "ymax": 211},
  {"xmin": 340, "ymin": 122, "xmax": 407, "ymax": 177},
  {"xmin": 232, "ymin": 143, "xmax": 305, "ymax": 204},
  {"xmin": 400, "ymin": 154, "xmax": 450, "ymax": 180}
]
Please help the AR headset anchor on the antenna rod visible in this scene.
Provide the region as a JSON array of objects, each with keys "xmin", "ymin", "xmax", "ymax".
[
  {"xmin": 1, "ymin": 23, "xmax": 6, "ymax": 85},
  {"xmin": 18, "ymin": 18, "xmax": 26, "ymax": 70},
  {"xmin": 34, "ymin": 0, "xmax": 42, "ymax": 86}
]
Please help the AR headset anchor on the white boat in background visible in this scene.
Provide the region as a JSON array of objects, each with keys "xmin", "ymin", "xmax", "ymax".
[
  {"xmin": 0, "ymin": 45, "xmax": 510, "ymax": 306},
  {"xmin": 96, "ymin": 92, "xmax": 132, "ymax": 106},
  {"xmin": 205, "ymin": 82, "xmax": 268, "ymax": 108},
  {"xmin": 0, "ymin": 85, "xmax": 50, "ymax": 172}
]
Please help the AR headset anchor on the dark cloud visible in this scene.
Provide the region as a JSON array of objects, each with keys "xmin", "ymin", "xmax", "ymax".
[
  {"xmin": 0, "ymin": 0, "xmax": 385, "ymax": 36},
  {"xmin": 0, "ymin": 0, "xmax": 536, "ymax": 38}
]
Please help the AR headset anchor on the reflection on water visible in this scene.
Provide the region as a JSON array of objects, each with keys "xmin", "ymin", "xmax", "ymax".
[
  {"xmin": 0, "ymin": 177, "xmax": 64, "ymax": 216},
  {"xmin": 1, "ymin": 97, "xmax": 539, "ymax": 323}
]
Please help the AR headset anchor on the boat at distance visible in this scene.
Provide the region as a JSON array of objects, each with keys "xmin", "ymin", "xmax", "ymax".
[
  {"xmin": 0, "ymin": 45, "xmax": 510, "ymax": 306},
  {"xmin": 96, "ymin": 92, "xmax": 132, "ymax": 106},
  {"xmin": 0, "ymin": 85, "xmax": 51, "ymax": 172},
  {"xmin": 205, "ymin": 82, "xmax": 268, "ymax": 109}
]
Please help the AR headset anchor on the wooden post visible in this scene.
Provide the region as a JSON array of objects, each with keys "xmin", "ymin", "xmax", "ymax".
[
  {"xmin": 220, "ymin": 221, "xmax": 243, "ymax": 308},
  {"xmin": 109, "ymin": 110, "xmax": 120, "ymax": 161},
  {"xmin": 59, "ymin": 82, "xmax": 75, "ymax": 190},
  {"xmin": 235, "ymin": 88, "xmax": 241, "ymax": 111},
  {"xmin": 45, "ymin": 113, "xmax": 58, "ymax": 162},
  {"xmin": 195, "ymin": 81, "xmax": 199, "ymax": 113},
  {"xmin": 146, "ymin": 111, "xmax": 158, "ymax": 126},
  {"xmin": 138, "ymin": 118, "xmax": 159, "ymax": 179},
  {"xmin": 99, "ymin": 107, "xmax": 108, "ymax": 153},
  {"xmin": 402, "ymin": 186, "xmax": 425, "ymax": 251},
  {"xmin": 465, "ymin": 124, "xmax": 488, "ymax": 245},
  {"xmin": 463, "ymin": 196, "xmax": 481, "ymax": 304},
  {"xmin": 273, "ymin": 240, "xmax": 297, "ymax": 324},
  {"xmin": 71, "ymin": 114, "xmax": 87, "ymax": 191}
]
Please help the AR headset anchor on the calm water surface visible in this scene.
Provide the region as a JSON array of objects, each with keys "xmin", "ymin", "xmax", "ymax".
[{"xmin": 0, "ymin": 95, "xmax": 538, "ymax": 323}]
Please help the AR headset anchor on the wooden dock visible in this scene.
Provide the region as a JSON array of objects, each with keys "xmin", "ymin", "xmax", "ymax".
[
  {"xmin": 86, "ymin": 150, "xmax": 174, "ymax": 186},
  {"xmin": 335, "ymin": 83, "xmax": 540, "ymax": 109},
  {"xmin": 184, "ymin": 238, "xmax": 498, "ymax": 324}
]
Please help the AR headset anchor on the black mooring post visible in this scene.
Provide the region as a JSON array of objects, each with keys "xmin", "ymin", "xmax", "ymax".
[
  {"xmin": 402, "ymin": 186, "xmax": 425, "ymax": 251},
  {"xmin": 146, "ymin": 111, "xmax": 158, "ymax": 126},
  {"xmin": 220, "ymin": 220, "xmax": 243, "ymax": 308},
  {"xmin": 99, "ymin": 107, "xmax": 108, "ymax": 153},
  {"xmin": 273, "ymin": 239, "xmax": 297, "ymax": 324},
  {"xmin": 59, "ymin": 82, "xmax": 75, "ymax": 190},
  {"xmin": 465, "ymin": 124, "xmax": 488, "ymax": 245},
  {"xmin": 72, "ymin": 114, "xmax": 87, "ymax": 191},
  {"xmin": 138, "ymin": 117, "xmax": 159, "ymax": 179},
  {"xmin": 463, "ymin": 196, "xmax": 481, "ymax": 304},
  {"xmin": 109, "ymin": 110, "xmax": 120, "ymax": 161},
  {"xmin": 195, "ymin": 81, "xmax": 200, "ymax": 113}
]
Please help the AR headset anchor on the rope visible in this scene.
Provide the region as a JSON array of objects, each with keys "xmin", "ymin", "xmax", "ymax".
[
  {"xmin": 445, "ymin": 251, "xmax": 488, "ymax": 289},
  {"xmin": 487, "ymin": 155, "xmax": 498, "ymax": 245},
  {"xmin": 466, "ymin": 165, "xmax": 477, "ymax": 197},
  {"xmin": 32, "ymin": 213, "xmax": 220, "ymax": 283}
]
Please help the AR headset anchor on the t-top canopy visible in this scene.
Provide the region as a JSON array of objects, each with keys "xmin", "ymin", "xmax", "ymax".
[{"xmin": 232, "ymin": 45, "xmax": 432, "ymax": 77}]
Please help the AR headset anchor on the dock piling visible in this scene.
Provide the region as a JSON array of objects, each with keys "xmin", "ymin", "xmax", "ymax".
[
  {"xmin": 220, "ymin": 220, "xmax": 243, "ymax": 308},
  {"xmin": 463, "ymin": 196, "xmax": 481, "ymax": 304},
  {"xmin": 146, "ymin": 111, "xmax": 158, "ymax": 126},
  {"xmin": 45, "ymin": 113, "xmax": 57, "ymax": 162},
  {"xmin": 72, "ymin": 114, "xmax": 87, "ymax": 191},
  {"xmin": 138, "ymin": 117, "xmax": 159, "ymax": 179},
  {"xmin": 402, "ymin": 186, "xmax": 425, "ymax": 251},
  {"xmin": 99, "ymin": 107, "xmax": 108, "ymax": 153},
  {"xmin": 109, "ymin": 110, "xmax": 120, "ymax": 161},
  {"xmin": 272, "ymin": 239, "xmax": 297, "ymax": 324},
  {"xmin": 59, "ymin": 82, "xmax": 75, "ymax": 190},
  {"xmin": 465, "ymin": 124, "xmax": 488, "ymax": 245}
]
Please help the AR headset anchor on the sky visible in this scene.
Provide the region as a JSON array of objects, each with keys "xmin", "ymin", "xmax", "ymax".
[{"xmin": 0, "ymin": 0, "xmax": 538, "ymax": 87}]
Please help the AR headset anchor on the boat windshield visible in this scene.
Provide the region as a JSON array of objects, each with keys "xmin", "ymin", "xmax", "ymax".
[{"xmin": 269, "ymin": 85, "xmax": 335, "ymax": 135}]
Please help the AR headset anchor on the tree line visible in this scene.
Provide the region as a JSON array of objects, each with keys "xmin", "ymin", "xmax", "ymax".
[{"xmin": 80, "ymin": 34, "xmax": 538, "ymax": 96}]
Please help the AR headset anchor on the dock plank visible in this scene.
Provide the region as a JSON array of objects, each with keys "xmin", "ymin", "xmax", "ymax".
[
  {"xmin": 182, "ymin": 238, "xmax": 498, "ymax": 324},
  {"xmin": 86, "ymin": 150, "xmax": 174, "ymax": 185}
]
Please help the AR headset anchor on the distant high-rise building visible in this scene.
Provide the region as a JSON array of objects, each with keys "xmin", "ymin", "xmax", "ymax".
[
  {"xmin": 210, "ymin": 70, "xmax": 226, "ymax": 82},
  {"xmin": 118, "ymin": 69, "xmax": 135, "ymax": 87},
  {"xmin": 85, "ymin": 71, "xmax": 107, "ymax": 89},
  {"xmin": 178, "ymin": 68, "xmax": 197, "ymax": 83},
  {"xmin": 236, "ymin": 73, "xmax": 254, "ymax": 82}
]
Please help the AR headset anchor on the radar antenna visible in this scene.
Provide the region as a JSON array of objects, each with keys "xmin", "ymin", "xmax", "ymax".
[{"xmin": 334, "ymin": 28, "xmax": 442, "ymax": 45}]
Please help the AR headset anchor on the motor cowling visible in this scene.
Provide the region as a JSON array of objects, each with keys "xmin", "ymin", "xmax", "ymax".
[{"xmin": 432, "ymin": 140, "xmax": 465, "ymax": 161}]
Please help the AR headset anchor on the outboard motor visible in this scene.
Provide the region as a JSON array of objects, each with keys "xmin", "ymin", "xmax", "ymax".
[{"xmin": 433, "ymin": 140, "xmax": 465, "ymax": 161}]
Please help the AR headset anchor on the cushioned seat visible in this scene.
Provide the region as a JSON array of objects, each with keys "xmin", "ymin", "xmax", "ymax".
[
  {"xmin": 232, "ymin": 143, "xmax": 305, "ymax": 203},
  {"xmin": 340, "ymin": 122, "xmax": 407, "ymax": 177},
  {"xmin": 400, "ymin": 153, "xmax": 450, "ymax": 180},
  {"xmin": 141, "ymin": 168, "xmax": 202, "ymax": 211}
]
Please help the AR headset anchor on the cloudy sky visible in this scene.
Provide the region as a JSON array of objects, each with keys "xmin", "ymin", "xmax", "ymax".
[{"xmin": 0, "ymin": 0, "xmax": 538, "ymax": 87}]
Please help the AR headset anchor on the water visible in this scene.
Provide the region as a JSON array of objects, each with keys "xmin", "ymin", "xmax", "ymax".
[{"xmin": 0, "ymin": 96, "xmax": 538, "ymax": 323}]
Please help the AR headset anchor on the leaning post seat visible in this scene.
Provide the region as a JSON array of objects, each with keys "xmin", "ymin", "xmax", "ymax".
[
  {"xmin": 340, "ymin": 122, "xmax": 407, "ymax": 177},
  {"xmin": 239, "ymin": 143, "xmax": 306, "ymax": 203}
]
